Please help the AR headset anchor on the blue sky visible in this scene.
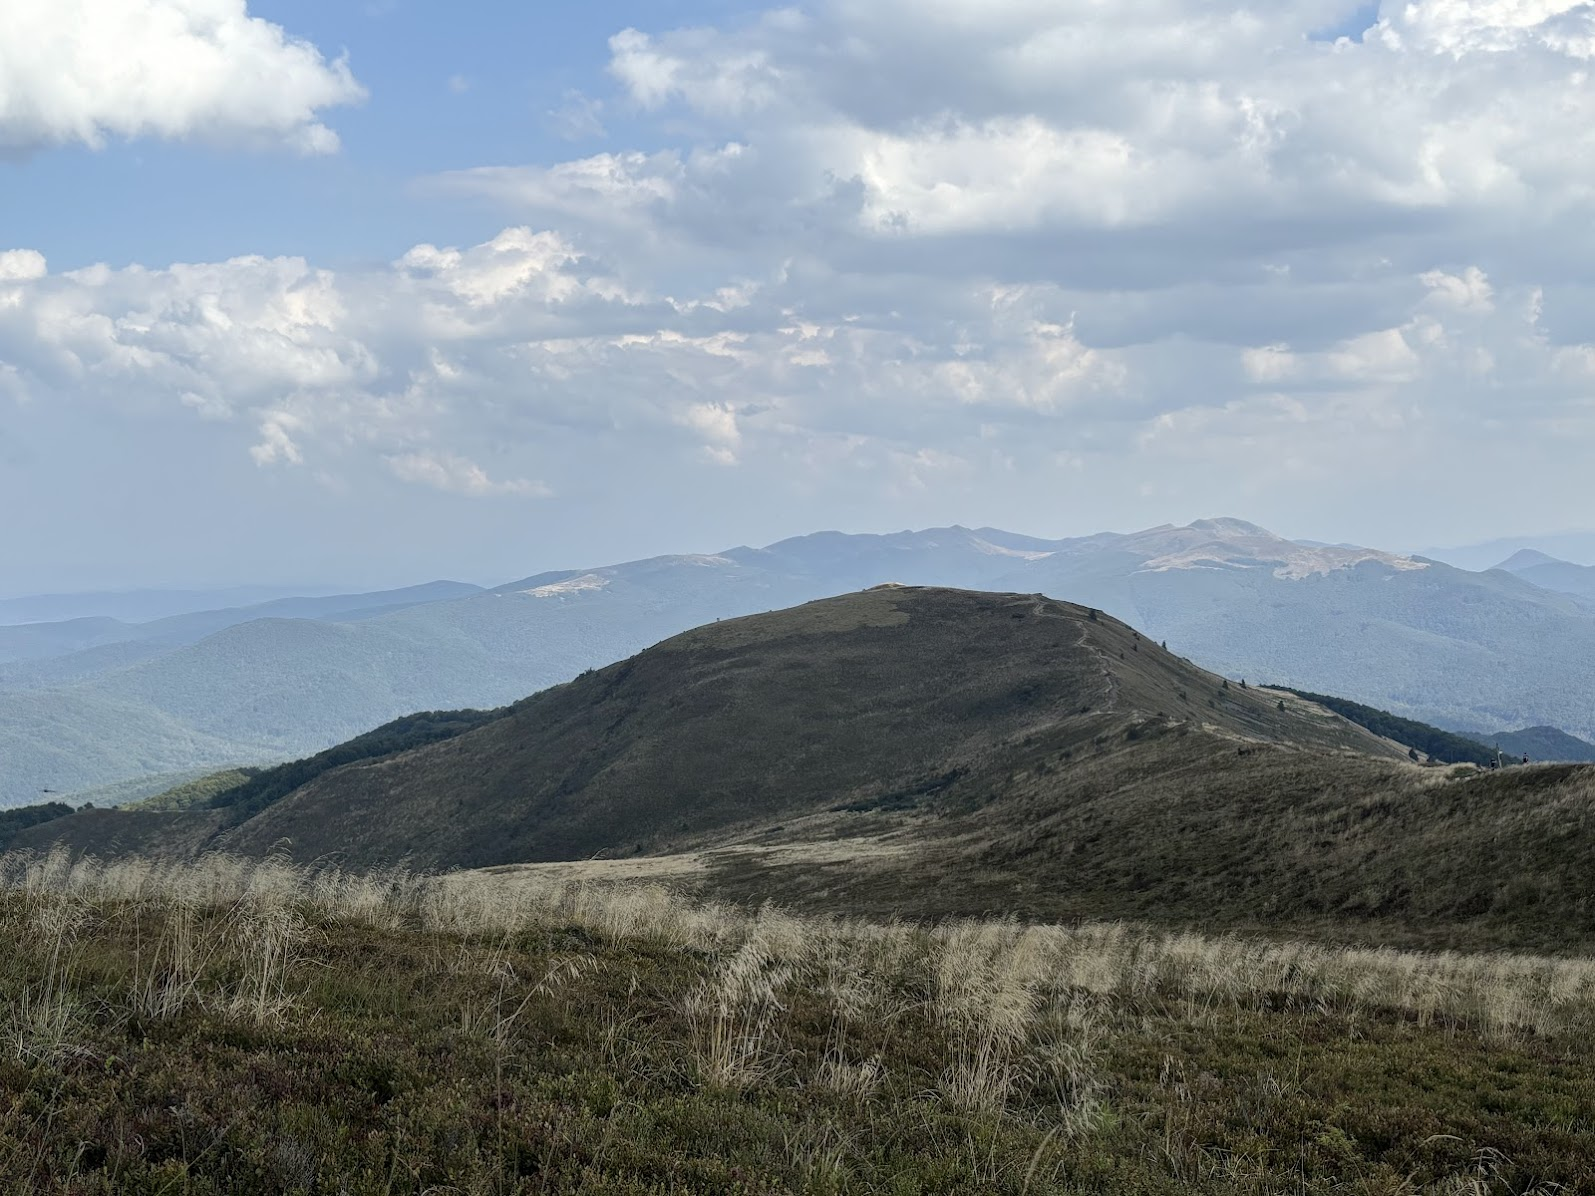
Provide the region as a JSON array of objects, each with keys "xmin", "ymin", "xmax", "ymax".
[
  {"xmin": 6, "ymin": 1, "xmax": 754, "ymax": 270},
  {"xmin": 5, "ymin": 0, "xmax": 1595, "ymax": 592}
]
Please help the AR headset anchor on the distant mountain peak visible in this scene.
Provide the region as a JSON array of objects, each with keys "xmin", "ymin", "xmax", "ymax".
[
  {"xmin": 521, "ymin": 574, "xmax": 610, "ymax": 599},
  {"xmin": 1134, "ymin": 518, "xmax": 1428, "ymax": 581},
  {"xmin": 1493, "ymin": 548, "xmax": 1568, "ymax": 573},
  {"xmin": 1187, "ymin": 517, "xmax": 1274, "ymax": 537}
]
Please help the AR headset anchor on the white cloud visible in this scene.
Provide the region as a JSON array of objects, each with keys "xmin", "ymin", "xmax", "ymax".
[
  {"xmin": 430, "ymin": 147, "xmax": 746, "ymax": 232},
  {"xmin": 509, "ymin": 0, "xmax": 1595, "ymax": 267},
  {"xmin": 0, "ymin": 0, "xmax": 364, "ymax": 153},
  {"xmin": 1422, "ymin": 266, "xmax": 1497, "ymax": 313},
  {"xmin": 398, "ymin": 227, "xmax": 586, "ymax": 309},
  {"xmin": 0, "ymin": 250, "xmax": 47, "ymax": 282},
  {"xmin": 1242, "ymin": 344, "xmax": 1296, "ymax": 384},
  {"xmin": 250, "ymin": 412, "xmax": 303, "ymax": 466},
  {"xmin": 609, "ymin": 26, "xmax": 786, "ymax": 115},
  {"xmin": 546, "ymin": 90, "xmax": 606, "ymax": 140},
  {"xmin": 677, "ymin": 401, "xmax": 743, "ymax": 464},
  {"xmin": 13, "ymin": 1, "xmax": 1595, "ymax": 566},
  {"xmin": 384, "ymin": 451, "xmax": 549, "ymax": 497},
  {"xmin": 1389, "ymin": 0, "xmax": 1595, "ymax": 55},
  {"xmin": 7, "ymin": 220, "xmax": 1581, "ymax": 541}
]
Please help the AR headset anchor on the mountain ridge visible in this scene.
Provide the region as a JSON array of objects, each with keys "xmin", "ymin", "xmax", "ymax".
[
  {"xmin": 0, "ymin": 580, "xmax": 483, "ymax": 669},
  {"xmin": 7, "ymin": 517, "xmax": 1595, "ymax": 806},
  {"xmin": 9, "ymin": 585, "xmax": 1405, "ymax": 872},
  {"xmin": 1494, "ymin": 548, "xmax": 1567, "ymax": 573},
  {"xmin": 16, "ymin": 586, "xmax": 1595, "ymax": 952}
]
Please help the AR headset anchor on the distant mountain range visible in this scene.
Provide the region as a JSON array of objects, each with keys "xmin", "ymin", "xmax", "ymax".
[
  {"xmin": 0, "ymin": 584, "xmax": 353, "ymax": 627},
  {"xmin": 1460, "ymin": 725, "xmax": 1595, "ymax": 764},
  {"xmin": 5, "ymin": 517, "xmax": 1595, "ymax": 807},
  {"xmin": 0, "ymin": 581, "xmax": 482, "ymax": 671},
  {"xmin": 1421, "ymin": 530, "xmax": 1595, "ymax": 573}
]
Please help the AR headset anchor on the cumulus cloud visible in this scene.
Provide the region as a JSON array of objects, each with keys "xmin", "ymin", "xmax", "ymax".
[
  {"xmin": 10, "ymin": 1, "xmax": 1595, "ymax": 562},
  {"xmin": 0, "ymin": 250, "xmax": 47, "ymax": 282},
  {"xmin": 503, "ymin": 2, "xmax": 1573, "ymax": 277},
  {"xmin": 397, "ymin": 227, "xmax": 588, "ymax": 309},
  {"xmin": 0, "ymin": 0, "xmax": 364, "ymax": 153},
  {"xmin": 2, "ymin": 218, "xmax": 1589, "ymax": 544},
  {"xmin": 677, "ymin": 401, "xmax": 743, "ymax": 464},
  {"xmin": 384, "ymin": 451, "xmax": 549, "ymax": 497},
  {"xmin": 0, "ymin": 228, "xmax": 783, "ymax": 497},
  {"xmin": 432, "ymin": 2, "xmax": 1595, "ymax": 524},
  {"xmin": 250, "ymin": 412, "xmax": 304, "ymax": 466},
  {"xmin": 1422, "ymin": 266, "xmax": 1496, "ymax": 314}
]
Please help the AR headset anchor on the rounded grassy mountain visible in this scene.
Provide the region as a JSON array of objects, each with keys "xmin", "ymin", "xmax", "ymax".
[
  {"xmin": 18, "ymin": 586, "xmax": 1595, "ymax": 951},
  {"xmin": 212, "ymin": 586, "xmax": 1399, "ymax": 868}
]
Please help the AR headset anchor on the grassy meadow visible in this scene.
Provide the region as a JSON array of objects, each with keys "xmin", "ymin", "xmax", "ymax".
[{"xmin": 2, "ymin": 850, "xmax": 1592, "ymax": 1194}]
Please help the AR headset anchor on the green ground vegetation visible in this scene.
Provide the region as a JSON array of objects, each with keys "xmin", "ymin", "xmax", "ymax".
[
  {"xmin": 1269, "ymin": 688, "xmax": 1497, "ymax": 766},
  {"xmin": 124, "ymin": 768, "xmax": 262, "ymax": 812},
  {"xmin": 200, "ymin": 707, "xmax": 502, "ymax": 823},
  {"xmin": 2, "ymin": 851, "xmax": 1592, "ymax": 1195},
  {"xmin": 0, "ymin": 803, "xmax": 73, "ymax": 852}
]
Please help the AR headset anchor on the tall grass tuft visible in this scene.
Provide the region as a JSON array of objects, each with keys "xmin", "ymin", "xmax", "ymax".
[
  {"xmin": 686, "ymin": 913, "xmax": 799, "ymax": 1089},
  {"xmin": 6, "ymin": 892, "xmax": 91, "ymax": 1063},
  {"xmin": 931, "ymin": 922, "xmax": 1048, "ymax": 1115}
]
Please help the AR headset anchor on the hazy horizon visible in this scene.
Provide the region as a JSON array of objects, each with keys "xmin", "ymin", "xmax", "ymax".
[{"xmin": 8, "ymin": 513, "xmax": 1595, "ymax": 603}]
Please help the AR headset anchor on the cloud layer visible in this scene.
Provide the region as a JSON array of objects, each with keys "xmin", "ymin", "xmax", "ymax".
[
  {"xmin": 0, "ymin": 0, "xmax": 363, "ymax": 153},
  {"xmin": 6, "ymin": 0, "xmax": 1595, "ymax": 585}
]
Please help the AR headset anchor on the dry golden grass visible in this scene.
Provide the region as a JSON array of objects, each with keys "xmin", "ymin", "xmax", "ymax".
[
  {"xmin": 4, "ymin": 847, "xmax": 1595, "ymax": 1192},
  {"xmin": 9, "ymin": 847, "xmax": 1595, "ymax": 1051}
]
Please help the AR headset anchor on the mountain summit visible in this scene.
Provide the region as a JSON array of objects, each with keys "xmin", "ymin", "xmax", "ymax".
[
  {"xmin": 1099, "ymin": 518, "xmax": 1426, "ymax": 580},
  {"xmin": 207, "ymin": 585, "xmax": 1397, "ymax": 870},
  {"xmin": 1493, "ymin": 549, "xmax": 1569, "ymax": 573}
]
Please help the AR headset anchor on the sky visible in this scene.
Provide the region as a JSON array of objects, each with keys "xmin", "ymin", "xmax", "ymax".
[{"xmin": 4, "ymin": 0, "xmax": 1595, "ymax": 592}]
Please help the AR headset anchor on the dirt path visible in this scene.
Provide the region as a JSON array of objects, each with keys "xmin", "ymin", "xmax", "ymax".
[{"xmin": 1023, "ymin": 593, "xmax": 1120, "ymax": 713}]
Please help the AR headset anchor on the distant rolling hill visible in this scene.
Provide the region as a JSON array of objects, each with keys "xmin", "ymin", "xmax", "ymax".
[
  {"xmin": 1462, "ymin": 725, "xmax": 1595, "ymax": 764},
  {"xmin": 1492, "ymin": 548, "xmax": 1595, "ymax": 604},
  {"xmin": 0, "ymin": 584, "xmax": 340, "ymax": 627},
  {"xmin": 485, "ymin": 519, "xmax": 1595, "ymax": 746},
  {"xmin": 1424, "ymin": 531, "xmax": 1595, "ymax": 573},
  {"xmin": 0, "ymin": 580, "xmax": 482, "ymax": 670},
  {"xmin": 18, "ymin": 587, "xmax": 1595, "ymax": 952},
  {"xmin": 7, "ymin": 517, "xmax": 1595, "ymax": 807}
]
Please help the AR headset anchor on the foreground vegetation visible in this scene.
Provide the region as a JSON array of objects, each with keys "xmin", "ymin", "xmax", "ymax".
[{"xmin": 2, "ymin": 850, "xmax": 1592, "ymax": 1194}]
